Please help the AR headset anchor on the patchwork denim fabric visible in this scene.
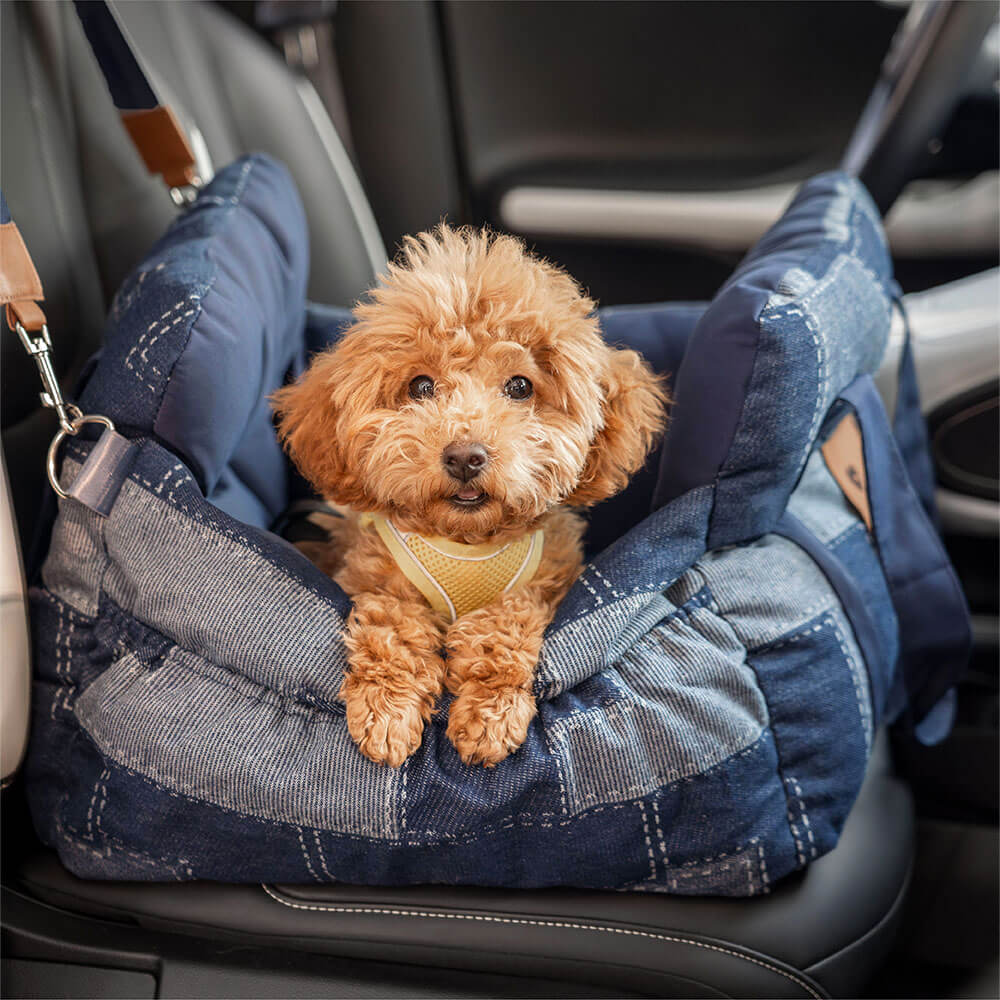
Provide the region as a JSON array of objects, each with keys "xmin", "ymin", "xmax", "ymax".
[{"xmin": 24, "ymin": 160, "xmax": 970, "ymax": 892}]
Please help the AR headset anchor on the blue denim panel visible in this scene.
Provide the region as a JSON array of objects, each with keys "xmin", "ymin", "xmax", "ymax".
[
  {"xmin": 544, "ymin": 592, "xmax": 767, "ymax": 815},
  {"xmin": 45, "ymin": 448, "xmax": 351, "ymax": 708},
  {"xmin": 785, "ymin": 446, "xmax": 861, "ymax": 546},
  {"xmin": 830, "ymin": 525, "xmax": 899, "ymax": 721},
  {"xmin": 74, "ymin": 647, "xmax": 401, "ymax": 837},
  {"xmin": 536, "ymin": 593, "xmax": 676, "ymax": 698},
  {"xmin": 26, "ymin": 588, "xmax": 104, "ymax": 851},
  {"xmin": 402, "ymin": 712, "xmax": 565, "ymax": 840},
  {"xmin": 841, "ymin": 375, "xmax": 971, "ymax": 736},
  {"xmin": 710, "ymin": 237, "xmax": 891, "ymax": 546},
  {"xmin": 547, "ymin": 484, "xmax": 712, "ymax": 636},
  {"xmin": 39, "ymin": 499, "xmax": 108, "ymax": 617},
  {"xmin": 46, "ymin": 722, "xmax": 788, "ymax": 893},
  {"xmin": 654, "ymin": 173, "xmax": 892, "ymax": 519},
  {"xmin": 748, "ymin": 612, "xmax": 872, "ymax": 865},
  {"xmin": 694, "ymin": 533, "xmax": 843, "ymax": 650}
]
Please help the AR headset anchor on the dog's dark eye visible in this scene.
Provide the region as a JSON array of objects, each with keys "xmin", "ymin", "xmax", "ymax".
[
  {"xmin": 503, "ymin": 376, "xmax": 533, "ymax": 400},
  {"xmin": 408, "ymin": 375, "xmax": 435, "ymax": 401}
]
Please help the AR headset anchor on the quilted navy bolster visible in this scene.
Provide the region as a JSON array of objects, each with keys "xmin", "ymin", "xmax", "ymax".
[
  {"xmin": 78, "ymin": 155, "xmax": 310, "ymax": 518},
  {"xmin": 653, "ymin": 173, "xmax": 894, "ymax": 547}
]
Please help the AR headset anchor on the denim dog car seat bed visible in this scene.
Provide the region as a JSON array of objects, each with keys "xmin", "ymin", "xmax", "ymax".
[{"xmin": 25, "ymin": 156, "xmax": 969, "ymax": 893}]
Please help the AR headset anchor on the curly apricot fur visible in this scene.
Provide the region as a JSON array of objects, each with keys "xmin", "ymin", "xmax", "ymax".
[{"xmin": 273, "ymin": 226, "xmax": 668, "ymax": 766}]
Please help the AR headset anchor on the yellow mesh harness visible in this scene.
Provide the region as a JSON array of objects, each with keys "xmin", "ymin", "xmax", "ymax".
[{"xmin": 360, "ymin": 513, "xmax": 543, "ymax": 623}]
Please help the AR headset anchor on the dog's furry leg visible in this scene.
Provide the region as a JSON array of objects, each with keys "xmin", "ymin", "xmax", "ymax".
[
  {"xmin": 336, "ymin": 521, "xmax": 447, "ymax": 767},
  {"xmin": 445, "ymin": 589, "xmax": 548, "ymax": 767},
  {"xmin": 445, "ymin": 510, "xmax": 584, "ymax": 766},
  {"xmin": 341, "ymin": 593, "xmax": 446, "ymax": 766}
]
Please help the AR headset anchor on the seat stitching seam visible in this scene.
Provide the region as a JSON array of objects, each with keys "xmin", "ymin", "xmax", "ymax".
[{"xmin": 260, "ymin": 884, "xmax": 822, "ymax": 998}]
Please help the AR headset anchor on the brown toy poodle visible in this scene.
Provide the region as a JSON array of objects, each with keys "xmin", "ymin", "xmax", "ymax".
[{"xmin": 273, "ymin": 226, "xmax": 667, "ymax": 767}]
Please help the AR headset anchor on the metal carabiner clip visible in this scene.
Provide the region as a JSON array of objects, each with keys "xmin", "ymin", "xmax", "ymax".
[{"xmin": 14, "ymin": 320, "xmax": 80, "ymax": 435}]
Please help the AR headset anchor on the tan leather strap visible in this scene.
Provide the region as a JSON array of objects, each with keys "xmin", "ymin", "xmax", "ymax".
[
  {"xmin": 0, "ymin": 220, "xmax": 46, "ymax": 333},
  {"xmin": 121, "ymin": 107, "xmax": 200, "ymax": 191}
]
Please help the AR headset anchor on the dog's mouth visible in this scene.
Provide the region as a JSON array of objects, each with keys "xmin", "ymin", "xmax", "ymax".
[{"xmin": 448, "ymin": 484, "xmax": 489, "ymax": 509}]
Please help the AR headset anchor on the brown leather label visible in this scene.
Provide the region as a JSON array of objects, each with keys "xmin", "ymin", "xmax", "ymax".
[{"xmin": 821, "ymin": 412, "xmax": 872, "ymax": 532}]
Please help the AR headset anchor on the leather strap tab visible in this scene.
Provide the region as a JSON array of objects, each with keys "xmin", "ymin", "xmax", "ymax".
[
  {"xmin": 121, "ymin": 107, "xmax": 199, "ymax": 189},
  {"xmin": 6, "ymin": 300, "xmax": 46, "ymax": 333},
  {"xmin": 0, "ymin": 220, "xmax": 46, "ymax": 331}
]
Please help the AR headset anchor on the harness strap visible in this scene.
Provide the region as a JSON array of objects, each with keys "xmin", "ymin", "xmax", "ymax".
[
  {"xmin": 73, "ymin": 0, "xmax": 202, "ymax": 202},
  {"xmin": 362, "ymin": 513, "xmax": 544, "ymax": 623}
]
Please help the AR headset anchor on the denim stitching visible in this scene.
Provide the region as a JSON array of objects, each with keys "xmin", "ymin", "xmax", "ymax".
[
  {"xmin": 58, "ymin": 819, "xmax": 193, "ymax": 879},
  {"xmin": 50, "ymin": 600, "xmax": 66, "ymax": 720},
  {"xmin": 829, "ymin": 614, "xmax": 873, "ymax": 751},
  {"xmin": 754, "ymin": 618, "xmax": 827, "ymax": 654},
  {"xmin": 296, "ymin": 826, "xmax": 321, "ymax": 882},
  {"xmin": 544, "ymin": 733, "xmax": 767, "ymax": 810},
  {"xmin": 827, "ymin": 520, "xmax": 867, "ymax": 549},
  {"xmin": 259, "ymin": 885, "xmax": 822, "ymax": 999},
  {"xmin": 758, "ymin": 842, "xmax": 770, "ymax": 890},
  {"xmin": 85, "ymin": 768, "xmax": 110, "ymax": 841},
  {"xmin": 312, "ymin": 829, "xmax": 335, "ymax": 881},
  {"xmin": 638, "ymin": 801, "xmax": 657, "ymax": 879},
  {"xmin": 400, "ymin": 763, "xmax": 408, "ymax": 834},
  {"xmin": 650, "ymin": 799, "xmax": 668, "ymax": 866},
  {"xmin": 786, "ymin": 796, "xmax": 806, "ymax": 867},
  {"xmin": 787, "ymin": 776, "xmax": 817, "ymax": 860}
]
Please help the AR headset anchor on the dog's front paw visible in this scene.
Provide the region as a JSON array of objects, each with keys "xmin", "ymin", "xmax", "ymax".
[
  {"xmin": 446, "ymin": 685, "xmax": 537, "ymax": 767},
  {"xmin": 341, "ymin": 672, "xmax": 432, "ymax": 766}
]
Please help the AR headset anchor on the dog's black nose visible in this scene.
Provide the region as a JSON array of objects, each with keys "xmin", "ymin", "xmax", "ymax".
[{"xmin": 442, "ymin": 442, "xmax": 489, "ymax": 482}]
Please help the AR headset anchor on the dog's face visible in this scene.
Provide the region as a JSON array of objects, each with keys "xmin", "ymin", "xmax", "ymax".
[{"xmin": 273, "ymin": 227, "xmax": 667, "ymax": 543}]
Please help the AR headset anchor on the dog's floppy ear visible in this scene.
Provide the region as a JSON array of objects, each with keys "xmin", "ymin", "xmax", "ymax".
[
  {"xmin": 271, "ymin": 342, "xmax": 371, "ymax": 508},
  {"xmin": 565, "ymin": 347, "xmax": 668, "ymax": 507}
]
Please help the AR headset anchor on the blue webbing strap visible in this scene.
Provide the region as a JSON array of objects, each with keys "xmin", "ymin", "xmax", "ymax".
[
  {"xmin": 840, "ymin": 364, "xmax": 970, "ymax": 744},
  {"xmin": 73, "ymin": 1, "xmax": 201, "ymax": 199}
]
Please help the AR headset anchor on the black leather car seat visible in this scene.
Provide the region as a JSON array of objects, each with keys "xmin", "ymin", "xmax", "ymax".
[{"xmin": 1, "ymin": 3, "xmax": 915, "ymax": 996}]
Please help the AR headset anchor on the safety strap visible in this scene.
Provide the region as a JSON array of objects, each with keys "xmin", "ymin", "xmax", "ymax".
[
  {"xmin": 1, "ymin": 192, "xmax": 134, "ymax": 516},
  {"xmin": 73, "ymin": 0, "xmax": 202, "ymax": 204}
]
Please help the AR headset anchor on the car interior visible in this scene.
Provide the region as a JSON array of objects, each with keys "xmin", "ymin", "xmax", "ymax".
[{"xmin": 1, "ymin": 2, "xmax": 997, "ymax": 997}]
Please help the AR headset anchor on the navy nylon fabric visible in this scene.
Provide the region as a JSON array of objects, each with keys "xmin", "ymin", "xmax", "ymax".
[
  {"xmin": 73, "ymin": 1, "xmax": 159, "ymax": 110},
  {"xmin": 78, "ymin": 154, "xmax": 309, "ymax": 527},
  {"xmin": 23, "ymin": 162, "xmax": 971, "ymax": 889}
]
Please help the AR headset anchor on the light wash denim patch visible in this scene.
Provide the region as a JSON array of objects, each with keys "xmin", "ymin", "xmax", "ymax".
[
  {"xmin": 74, "ymin": 648, "xmax": 402, "ymax": 837},
  {"xmin": 99, "ymin": 479, "xmax": 349, "ymax": 705},
  {"xmin": 41, "ymin": 483, "xmax": 108, "ymax": 618},
  {"xmin": 547, "ymin": 603, "xmax": 767, "ymax": 815},
  {"xmin": 695, "ymin": 533, "xmax": 841, "ymax": 650}
]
